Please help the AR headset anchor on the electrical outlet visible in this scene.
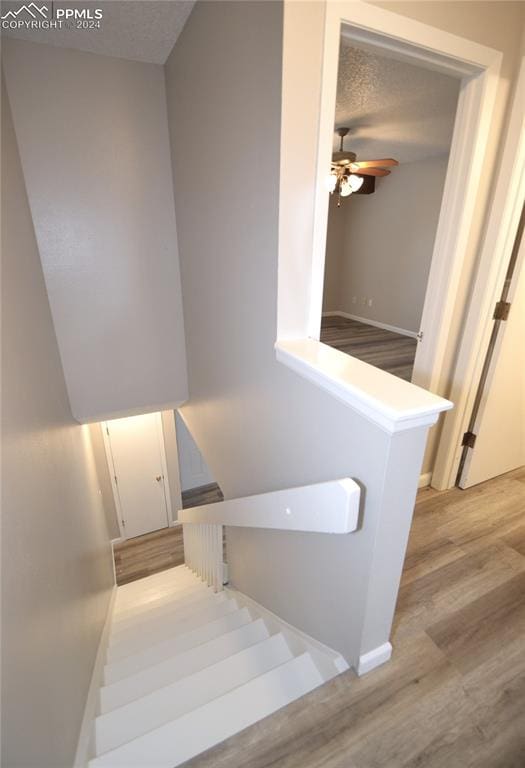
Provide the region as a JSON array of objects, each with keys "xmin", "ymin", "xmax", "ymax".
[
  {"xmin": 367, "ymin": 298, "xmax": 373, "ymax": 307},
  {"xmin": 352, "ymin": 296, "xmax": 357, "ymax": 305}
]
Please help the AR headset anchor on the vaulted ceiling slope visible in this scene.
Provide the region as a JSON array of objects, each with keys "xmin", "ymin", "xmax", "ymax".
[
  {"xmin": 335, "ymin": 42, "xmax": 460, "ymax": 164},
  {"xmin": 1, "ymin": 0, "xmax": 194, "ymax": 64}
]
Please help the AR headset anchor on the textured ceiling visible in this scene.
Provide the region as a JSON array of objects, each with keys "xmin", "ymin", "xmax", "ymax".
[
  {"xmin": 334, "ymin": 43, "xmax": 460, "ymax": 164},
  {"xmin": 1, "ymin": 0, "xmax": 194, "ymax": 64}
]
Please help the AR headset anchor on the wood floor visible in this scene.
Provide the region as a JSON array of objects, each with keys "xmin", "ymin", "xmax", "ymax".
[
  {"xmin": 113, "ymin": 482, "xmax": 223, "ymax": 586},
  {"xmin": 320, "ymin": 314, "xmax": 417, "ymax": 381},
  {"xmin": 184, "ymin": 466, "xmax": 525, "ymax": 768}
]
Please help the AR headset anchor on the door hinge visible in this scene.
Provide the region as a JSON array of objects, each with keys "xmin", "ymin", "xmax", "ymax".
[
  {"xmin": 462, "ymin": 431, "xmax": 477, "ymax": 449},
  {"xmin": 493, "ymin": 301, "xmax": 511, "ymax": 321},
  {"xmin": 106, "ymin": 426, "xmax": 110, "ymax": 436},
  {"xmin": 416, "ymin": 330, "xmax": 424, "ymax": 342},
  {"xmin": 114, "ymin": 475, "xmax": 118, "ymax": 484},
  {"xmin": 121, "ymin": 519, "xmax": 125, "ymax": 528}
]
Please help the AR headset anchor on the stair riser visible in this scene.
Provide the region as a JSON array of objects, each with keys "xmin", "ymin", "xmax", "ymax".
[
  {"xmin": 95, "ymin": 634, "xmax": 292, "ymax": 754},
  {"xmin": 99, "ymin": 619, "xmax": 269, "ymax": 713}
]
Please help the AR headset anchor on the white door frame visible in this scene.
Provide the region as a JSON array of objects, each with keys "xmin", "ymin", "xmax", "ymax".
[
  {"xmin": 432, "ymin": 55, "xmax": 525, "ymax": 489},
  {"xmin": 305, "ymin": 2, "xmax": 501, "ymax": 402},
  {"xmin": 102, "ymin": 412, "xmax": 173, "ymax": 540}
]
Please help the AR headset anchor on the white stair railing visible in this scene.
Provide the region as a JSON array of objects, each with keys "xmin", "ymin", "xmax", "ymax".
[
  {"xmin": 180, "ymin": 478, "xmax": 360, "ymax": 590},
  {"xmin": 183, "ymin": 523, "xmax": 224, "ymax": 592}
]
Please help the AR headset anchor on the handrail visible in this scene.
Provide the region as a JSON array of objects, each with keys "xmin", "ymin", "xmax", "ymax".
[{"xmin": 179, "ymin": 478, "xmax": 360, "ymax": 534}]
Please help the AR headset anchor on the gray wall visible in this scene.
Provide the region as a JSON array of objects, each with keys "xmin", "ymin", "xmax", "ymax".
[
  {"xmin": 2, "ymin": 38, "xmax": 188, "ymax": 423},
  {"xmin": 323, "ymin": 155, "xmax": 450, "ymax": 333},
  {"xmin": 175, "ymin": 411, "xmax": 216, "ymax": 492},
  {"xmin": 1, "ymin": 79, "xmax": 115, "ymax": 768},
  {"xmin": 165, "ymin": 0, "xmax": 417, "ymax": 661}
]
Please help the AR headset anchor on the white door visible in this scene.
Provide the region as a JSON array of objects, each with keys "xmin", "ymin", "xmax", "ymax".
[
  {"xmin": 104, "ymin": 413, "xmax": 170, "ymax": 539},
  {"xmin": 459, "ymin": 226, "xmax": 525, "ymax": 488}
]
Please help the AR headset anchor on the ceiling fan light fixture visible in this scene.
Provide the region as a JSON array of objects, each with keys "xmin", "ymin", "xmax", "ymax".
[
  {"xmin": 348, "ymin": 174, "xmax": 364, "ymax": 192},
  {"xmin": 326, "ymin": 173, "xmax": 338, "ymax": 193},
  {"xmin": 340, "ymin": 179, "xmax": 352, "ymax": 197}
]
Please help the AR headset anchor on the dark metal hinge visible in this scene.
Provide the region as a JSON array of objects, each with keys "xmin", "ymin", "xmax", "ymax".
[
  {"xmin": 493, "ymin": 301, "xmax": 511, "ymax": 321},
  {"xmin": 114, "ymin": 475, "xmax": 118, "ymax": 484},
  {"xmin": 462, "ymin": 431, "xmax": 477, "ymax": 449}
]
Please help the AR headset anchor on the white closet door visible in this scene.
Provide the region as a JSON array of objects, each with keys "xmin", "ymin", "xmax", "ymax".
[
  {"xmin": 460, "ymin": 250, "xmax": 525, "ymax": 487},
  {"xmin": 105, "ymin": 413, "xmax": 170, "ymax": 539}
]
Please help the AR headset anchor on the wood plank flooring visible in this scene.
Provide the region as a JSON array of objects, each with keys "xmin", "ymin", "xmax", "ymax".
[
  {"xmin": 183, "ymin": 466, "xmax": 525, "ymax": 768},
  {"xmin": 113, "ymin": 482, "xmax": 223, "ymax": 586},
  {"xmin": 320, "ymin": 314, "xmax": 417, "ymax": 381}
]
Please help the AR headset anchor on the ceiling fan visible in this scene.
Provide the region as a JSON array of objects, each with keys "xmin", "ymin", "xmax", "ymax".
[{"xmin": 328, "ymin": 127, "xmax": 399, "ymax": 204}]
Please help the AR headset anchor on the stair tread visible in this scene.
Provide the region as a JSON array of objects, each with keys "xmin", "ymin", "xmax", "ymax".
[
  {"xmin": 109, "ymin": 593, "xmax": 228, "ymax": 646},
  {"xmin": 107, "ymin": 599, "xmax": 239, "ymax": 662},
  {"xmin": 95, "ymin": 633, "xmax": 293, "ymax": 755},
  {"xmin": 115, "ymin": 568, "xmax": 199, "ymax": 600},
  {"xmin": 112, "ymin": 587, "xmax": 221, "ymax": 631},
  {"xmin": 99, "ymin": 618, "xmax": 270, "ymax": 713},
  {"xmin": 114, "ymin": 578, "xmax": 206, "ymax": 613},
  {"xmin": 90, "ymin": 653, "xmax": 323, "ymax": 767}
]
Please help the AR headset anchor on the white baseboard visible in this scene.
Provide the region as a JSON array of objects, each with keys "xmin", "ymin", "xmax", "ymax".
[
  {"xmin": 418, "ymin": 472, "xmax": 432, "ymax": 489},
  {"xmin": 73, "ymin": 585, "xmax": 117, "ymax": 767},
  {"xmin": 110, "ymin": 537, "xmax": 123, "ymax": 546},
  {"xmin": 322, "ymin": 310, "xmax": 418, "ymax": 340},
  {"xmin": 169, "ymin": 520, "xmax": 182, "ymax": 528},
  {"xmin": 356, "ymin": 641, "xmax": 392, "ymax": 676}
]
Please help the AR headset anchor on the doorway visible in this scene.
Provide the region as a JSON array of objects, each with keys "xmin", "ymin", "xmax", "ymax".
[
  {"xmin": 320, "ymin": 37, "xmax": 460, "ymax": 384},
  {"xmin": 103, "ymin": 412, "xmax": 173, "ymax": 540}
]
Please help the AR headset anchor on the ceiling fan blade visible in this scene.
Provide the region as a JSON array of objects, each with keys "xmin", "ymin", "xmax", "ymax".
[
  {"xmin": 355, "ymin": 168, "xmax": 391, "ymax": 177},
  {"xmin": 351, "ymin": 159, "xmax": 399, "ymax": 169}
]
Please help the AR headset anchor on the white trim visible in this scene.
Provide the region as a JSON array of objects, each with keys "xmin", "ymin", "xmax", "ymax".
[
  {"xmin": 225, "ymin": 587, "xmax": 349, "ymax": 680},
  {"xmin": 418, "ymin": 472, "xmax": 432, "ymax": 489},
  {"xmin": 356, "ymin": 641, "xmax": 392, "ymax": 676},
  {"xmin": 73, "ymin": 585, "xmax": 117, "ymax": 768},
  {"xmin": 432, "ymin": 55, "xmax": 525, "ymax": 489},
  {"xmin": 155, "ymin": 411, "xmax": 173, "ymax": 526},
  {"xmin": 322, "ymin": 311, "xmax": 418, "ymax": 339},
  {"xmin": 102, "ymin": 425, "xmax": 126, "ymax": 541},
  {"xmin": 180, "ymin": 476, "xmax": 360, "ymax": 534},
  {"xmin": 278, "ymin": 1, "xmax": 501, "ymax": 429},
  {"xmin": 276, "ymin": 339, "xmax": 451, "ymax": 434},
  {"xmin": 110, "ymin": 537, "xmax": 123, "ymax": 546},
  {"xmin": 169, "ymin": 520, "xmax": 182, "ymax": 528}
]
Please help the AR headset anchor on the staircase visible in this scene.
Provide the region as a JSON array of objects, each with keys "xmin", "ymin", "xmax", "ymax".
[{"xmin": 87, "ymin": 564, "xmax": 348, "ymax": 767}]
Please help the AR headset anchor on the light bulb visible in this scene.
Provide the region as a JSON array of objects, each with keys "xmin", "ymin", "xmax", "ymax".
[
  {"xmin": 326, "ymin": 173, "xmax": 337, "ymax": 193},
  {"xmin": 349, "ymin": 174, "xmax": 364, "ymax": 192},
  {"xmin": 340, "ymin": 179, "xmax": 352, "ymax": 197}
]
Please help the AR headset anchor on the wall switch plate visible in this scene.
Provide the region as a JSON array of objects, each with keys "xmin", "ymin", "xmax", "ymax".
[{"xmin": 367, "ymin": 299, "xmax": 373, "ymax": 307}]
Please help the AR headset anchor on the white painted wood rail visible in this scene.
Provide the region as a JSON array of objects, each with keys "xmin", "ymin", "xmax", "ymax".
[
  {"xmin": 179, "ymin": 478, "xmax": 360, "ymax": 533},
  {"xmin": 181, "ymin": 479, "xmax": 360, "ymax": 590}
]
